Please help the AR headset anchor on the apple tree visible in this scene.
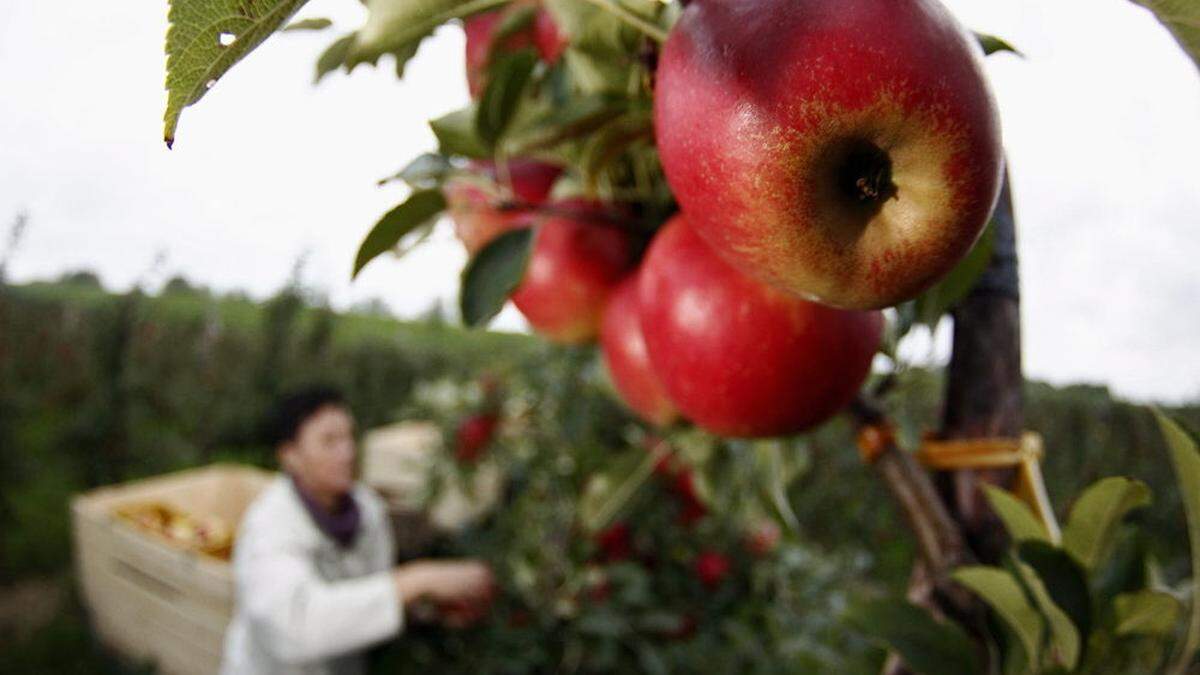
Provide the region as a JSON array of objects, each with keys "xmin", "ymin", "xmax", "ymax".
[{"xmin": 158, "ymin": 0, "xmax": 1200, "ymax": 672}]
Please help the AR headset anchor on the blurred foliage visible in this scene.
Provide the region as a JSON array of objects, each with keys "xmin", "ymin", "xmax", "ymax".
[{"xmin": 0, "ymin": 278, "xmax": 1197, "ymax": 673}]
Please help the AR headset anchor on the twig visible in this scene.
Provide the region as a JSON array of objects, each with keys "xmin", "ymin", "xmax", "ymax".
[
  {"xmin": 574, "ymin": 0, "xmax": 669, "ymax": 42},
  {"xmin": 848, "ymin": 395, "xmax": 979, "ymax": 623}
]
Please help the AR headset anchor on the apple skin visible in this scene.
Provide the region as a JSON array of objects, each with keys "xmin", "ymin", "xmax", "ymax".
[
  {"xmin": 511, "ymin": 202, "xmax": 636, "ymax": 343},
  {"xmin": 744, "ymin": 520, "xmax": 781, "ymax": 558},
  {"xmin": 599, "ymin": 274, "xmax": 680, "ymax": 427},
  {"xmin": 455, "ymin": 413, "xmax": 500, "ymax": 463},
  {"xmin": 464, "ymin": 7, "xmax": 567, "ymax": 98},
  {"xmin": 595, "ymin": 521, "xmax": 633, "ymax": 561},
  {"xmin": 638, "ymin": 216, "xmax": 883, "ymax": 438},
  {"xmin": 533, "ymin": 9, "xmax": 568, "ymax": 64},
  {"xmin": 694, "ymin": 551, "xmax": 731, "ymax": 589},
  {"xmin": 445, "ymin": 159, "xmax": 562, "ymax": 254},
  {"xmin": 672, "ymin": 469, "xmax": 707, "ymax": 527},
  {"xmin": 654, "ymin": 0, "xmax": 1003, "ymax": 309}
]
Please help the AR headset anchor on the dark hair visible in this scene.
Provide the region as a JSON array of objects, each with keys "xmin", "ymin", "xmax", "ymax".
[{"xmin": 264, "ymin": 386, "xmax": 348, "ymax": 448}]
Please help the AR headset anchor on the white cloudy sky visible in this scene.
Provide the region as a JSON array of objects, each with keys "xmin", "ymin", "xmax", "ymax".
[{"xmin": 0, "ymin": 0, "xmax": 1197, "ymax": 402}]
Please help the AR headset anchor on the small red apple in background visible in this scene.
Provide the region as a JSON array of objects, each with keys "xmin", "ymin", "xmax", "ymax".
[
  {"xmin": 672, "ymin": 469, "xmax": 707, "ymax": 527},
  {"xmin": 455, "ymin": 413, "xmax": 500, "ymax": 463},
  {"xmin": 694, "ymin": 551, "xmax": 731, "ymax": 589},
  {"xmin": 533, "ymin": 10, "xmax": 567, "ymax": 63},
  {"xmin": 744, "ymin": 520, "xmax": 782, "ymax": 558},
  {"xmin": 438, "ymin": 597, "xmax": 488, "ymax": 628},
  {"xmin": 445, "ymin": 159, "xmax": 562, "ymax": 254},
  {"xmin": 599, "ymin": 274, "xmax": 679, "ymax": 427},
  {"xmin": 594, "ymin": 521, "xmax": 633, "ymax": 561},
  {"xmin": 638, "ymin": 216, "xmax": 883, "ymax": 438},
  {"xmin": 511, "ymin": 202, "xmax": 636, "ymax": 343},
  {"xmin": 464, "ymin": 5, "xmax": 567, "ymax": 98},
  {"xmin": 654, "ymin": 0, "xmax": 1002, "ymax": 309},
  {"xmin": 507, "ymin": 608, "xmax": 532, "ymax": 628}
]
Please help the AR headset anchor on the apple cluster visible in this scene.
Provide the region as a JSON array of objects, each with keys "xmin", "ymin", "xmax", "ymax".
[{"xmin": 447, "ymin": 0, "xmax": 1002, "ymax": 439}]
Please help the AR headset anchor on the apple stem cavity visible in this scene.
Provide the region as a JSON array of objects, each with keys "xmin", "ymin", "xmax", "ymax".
[{"xmin": 839, "ymin": 140, "xmax": 896, "ymax": 205}]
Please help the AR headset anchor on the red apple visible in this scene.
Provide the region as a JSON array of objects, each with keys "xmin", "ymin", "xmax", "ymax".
[
  {"xmin": 595, "ymin": 521, "xmax": 633, "ymax": 561},
  {"xmin": 638, "ymin": 216, "xmax": 883, "ymax": 438},
  {"xmin": 438, "ymin": 597, "xmax": 487, "ymax": 628},
  {"xmin": 672, "ymin": 469, "xmax": 707, "ymax": 527},
  {"xmin": 445, "ymin": 159, "xmax": 561, "ymax": 254},
  {"xmin": 744, "ymin": 520, "xmax": 782, "ymax": 558},
  {"xmin": 511, "ymin": 202, "xmax": 635, "ymax": 343},
  {"xmin": 694, "ymin": 551, "xmax": 731, "ymax": 589},
  {"xmin": 599, "ymin": 274, "xmax": 679, "ymax": 427},
  {"xmin": 654, "ymin": 0, "xmax": 1003, "ymax": 309},
  {"xmin": 455, "ymin": 413, "xmax": 500, "ymax": 463},
  {"xmin": 534, "ymin": 9, "xmax": 568, "ymax": 64},
  {"xmin": 464, "ymin": 6, "xmax": 567, "ymax": 98}
]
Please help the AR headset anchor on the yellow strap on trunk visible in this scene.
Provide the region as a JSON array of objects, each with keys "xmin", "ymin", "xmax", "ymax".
[{"xmin": 917, "ymin": 432, "xmax": 1061, "ymax": 544}]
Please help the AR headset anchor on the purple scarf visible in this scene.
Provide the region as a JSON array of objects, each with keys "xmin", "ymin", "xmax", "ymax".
[{"xmin": 289, "ymin": 476, "xmax": 362, "ymax": 549}]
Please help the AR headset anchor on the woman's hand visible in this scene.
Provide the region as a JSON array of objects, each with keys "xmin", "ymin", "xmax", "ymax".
[{"xmin": 393, "ymin": 559, "xmax": 495, "ymax": 610}]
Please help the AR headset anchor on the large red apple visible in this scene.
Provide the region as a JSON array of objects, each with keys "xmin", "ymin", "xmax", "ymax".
[
  {"xmin": 511, "ymin": 202, "xmax": 635, "ymax": 343},
  {"xmin": 464, "ymin": 6, "xmax": 567, "ymax": 98},
  {"xmin": 638, "ymin": 216, "xmax": 883, "ymax": 438},
  {"xmin": 599, "ymin": 274, "xmax": 679, "ymax": 427},
  {"xmin": 654, "ymin": 0, "xmax": 1003, "ymax": 309},
  {"xmin": 444, "ymin": 159, "xmax": 561, "ymax": 254}
]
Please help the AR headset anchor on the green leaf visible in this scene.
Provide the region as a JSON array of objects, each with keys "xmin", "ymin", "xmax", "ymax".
[
  {"xmin": 758, "ymin": 441, "xmax": 800, "ymax": 531},
  {"xmin": 580, "ymin": 109, "xmax": 653, "ymax": 189},
  {"xmin": 1130, "ymin": 0, "xmax": 1200, "ymax": 72},
  {"xmin": 1013, "ymin": 557, "xmax": 1082, "ymax": 669},
  {"xmin": 314, "ymin": 33, "xmax": 356, "ymax": 83},
  {"xmin": 973, "ymin": 31, "xmax": 1023, "ymax": 57},
  {"xmin": 1153, "ymin": 409, "xmax": 1200, "ymax": 673},
  {"xmin": 845, "ymin": 599, "xmax": 979, "ymax": 675},
  {"xmin": 1114, "ymin": 590, "xmax": 1183, "ymax": 636},
  {"xmin": 1016, "ymin": 541, "xmax": 1092, "ymax": 659},
  {"xmin": 163, "ymin": 0, "xmax": 311, "ymax": 147},
  {"xmin": 476, "ymin": 49, "xmax": 539, "ymax": 148},
  {"xmin": 459, "ymin": 227, "xmax": 533, "ymax": 328},
  {"xmin": 577, "ymin": 610, "xmax": 628, "ymax": 637},
  {"xmin": 1094, "ymin": 528, "xmax": 1151, "ymax": 609},
  {"xmin": 913, "ymin": 219, "xmax": 995, "ymax": 328},
  {"xmin": 347, "ymin": 0, "xmax": 496, "ymax": 73},
  {"xmin": 953, "ymin": 566, "xmax": 1043, "ymax": 667},
  {"xmin": 379, "ymin": 153, "xmax": 453, "ymax": 188},
  {"xmin": 283, "ymin": 17, "xmax": 332, "ymax": 31},
  {"xmin": 352, "ymin": 189, "xmax": 446, "ymax": 278},
  {"xmin": 544, "ymin": 0, "xmax": 653, "ymax": 94},
  {"xmin": 1062, "ymin": 477, "xmax": 1152, "ymax": 571},
  {"xmin": 431, "ymin": 106, "xmax": 491, "ymax": 159},
  {"xmin": 491, "ymin": 4, "xmax": 537, "ymax": 49},
  {"xmin": 983, "ymin": 484, "xmax": 1051, "ymax": 544},
  {"xmin": 511, "ymin": 95, "xmax": 629, "ymax": 153}
]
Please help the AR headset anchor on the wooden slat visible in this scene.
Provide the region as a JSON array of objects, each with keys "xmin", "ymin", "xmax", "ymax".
[{"xmin": 71, "ymin": 464, "xmax": 272, "ymax": 673}]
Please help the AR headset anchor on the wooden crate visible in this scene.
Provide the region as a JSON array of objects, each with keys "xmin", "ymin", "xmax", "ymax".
[{"xmin": 71, "ymin": 464, "xmax": 273, "ymax": 675}]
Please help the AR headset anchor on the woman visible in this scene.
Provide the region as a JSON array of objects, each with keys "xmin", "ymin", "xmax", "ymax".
[{"xmin": 221, "ymin": 387, "xmax": 494, "ymax": 674}]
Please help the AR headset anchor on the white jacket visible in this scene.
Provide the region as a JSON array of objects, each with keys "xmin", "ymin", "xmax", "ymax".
[{"xmin": 221, "ymin": 476, "xmax": 402, "ymax": 675}]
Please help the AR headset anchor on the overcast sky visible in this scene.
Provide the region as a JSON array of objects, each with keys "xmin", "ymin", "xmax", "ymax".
[{"xmin": 1, "ymin": 0, "xmax": 1197, "ymax": 402}]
